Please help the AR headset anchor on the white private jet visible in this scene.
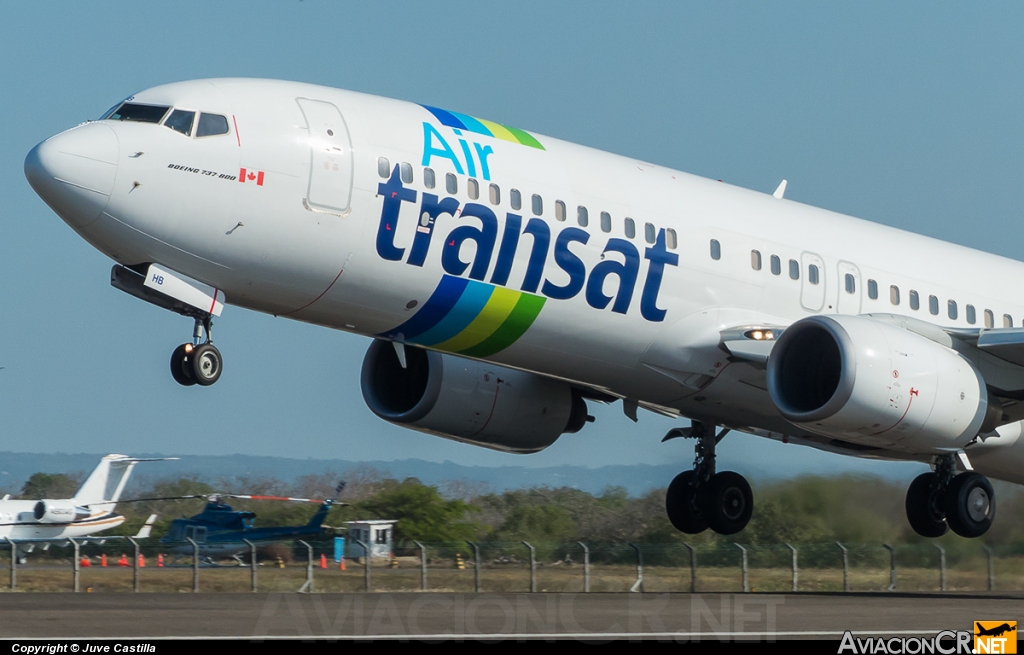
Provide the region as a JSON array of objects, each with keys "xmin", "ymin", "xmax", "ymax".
[
  {"xmin": 0, "ymin": 454, "xmax": 169, "ymax": 541},
  {"xmin": 24, "ymin": 79, "xmax": 1024, "ymax": 540}
]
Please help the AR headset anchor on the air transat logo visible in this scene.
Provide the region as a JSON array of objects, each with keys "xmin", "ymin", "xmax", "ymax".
[
  {"xmin": 419, "ymin": 105, "xmax": 544, "ymax": 182},
  {"xmin": 380, "ymin": 275, "xmax": 545, "ymax": 358}
]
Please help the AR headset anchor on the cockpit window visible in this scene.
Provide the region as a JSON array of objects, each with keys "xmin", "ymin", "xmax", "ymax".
[
  {"xmin": 105, "ymin": 103, "xmax": 171, "ymax": 123},
  {"xmin": 196, "ymin": 113, "xmax": 229, "ymax": 137},
  {"xmin": 163, "ymin": 109, "xmax": 195, "ymax": 136}
]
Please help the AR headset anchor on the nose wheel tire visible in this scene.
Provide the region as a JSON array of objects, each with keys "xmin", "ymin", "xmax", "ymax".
[
  {"xmin": 905, "ymin": 472, "xmax": 949, "ymax": 538},
  {"xmin": 665, "ymin": 470, "xmax": 708, "ymax": 534},
  {"xmin": 170, "ymin": 344, "xmax": 196, "ymax": 387},
  {"xmin": 189, "ymin": 343, "xmax": 223, "ymax": 386},
  {"xmin": 943, "ymin": 472, "xmax": 995, "ymax": 538},
  {"xmin": 699, "ymin": 471, "xmax": 753, "ymax": 535}
]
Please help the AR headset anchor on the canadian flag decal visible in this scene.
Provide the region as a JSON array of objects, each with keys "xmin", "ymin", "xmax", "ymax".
[{"xmin": 239, "ymin": 168, "xmax": 265, "ymax": 186}]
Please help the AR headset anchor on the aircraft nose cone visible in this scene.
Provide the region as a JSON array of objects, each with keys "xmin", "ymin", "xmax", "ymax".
[{"xmin": 25, "ymin": 122, "xmax": 119, "ymax": 228}]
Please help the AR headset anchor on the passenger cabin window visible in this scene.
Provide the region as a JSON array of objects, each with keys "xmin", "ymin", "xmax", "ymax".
[
  {"xmin": 624, "ymin": 218, "xmax": 636, "ymax": 239},
  {"xmin": 809, "ymin": 264, "xmax": 820, "ymax": 285},
  {"xmin": 400, "ymin": 162, "xmax": 413, "ymax": 184},
  {"xmin": 710, "ymin": 239, "xmax": 721, "ymax": 260},
  {"xmin": 986, "ymin": 309, "xmax": 996, "ymax": 328},
  {"xmin": 929, "ymin": 295, "xmax": 939, "ymax": 315},
  {"xmin": 751, "ymin": 250, "xmax": 762, "ymax": 270},
  {"xmin": 106, "ymin": 103, "xmax": 170, "ymax": 123},
  {"xmin": 948, "ymin": 300, "xmax": 958, "ymax": 320},
  {"xmin": 770, "ymin": 255, "xmax": 781, "ymax": 276},
  {"xmin": 510, "ymin": 189, "xmax": 521, "ymax": 210},
  {"xmin": 377, "ymin": 157, "xmax": 390, "ymax": 178},
  {"xmin": 890, "ymin": 285, "xmax": 900, "ymax": 305},
  {"xmin": 845, "ymin": 273, "xmax": 856, "ymax": 294},
  {"xmin": 489, "ymin": 184, "xmax": 500, "ymax": 205},
  {"xmin": 446, "ymin": 173, "xmax": 457, "ymax": 194},
  {"xmin": 424, "ymin": 167, "xmax": 435, "ymax": 189},
  {"xmin": 577, "ymin": 206, "xmax": 589, "ymax": 227},
  {"xmin": 966, "ymin": 305, "xmax": 976, "ymax": 325},
  {"xmin": 467, "ymin": 178, "xmax": 479, "ymax": 200},
  {"xmin": 555, "ymin": 200, "xmax": 565, "ymax": 221},
  {"xmin": 789, "ymin": 259, "xmax": 799, "ymax": 280},
  {"xmin": 910, "ymin": 290, "xmax": 920, "ymax": 310},
  {"xmin": 666, "ymin": 228, "xmax": 677, "ymax": 249},
  {"xmin": 867, "ymin": 279, "xmax": 878, "ymax": 300},
  {"xmin": 645, "ymin": 223, "xmax": 656, "ymax": 244},
  {"xmin": 1003, "ymin": 313, "xmax": 1012, "ymax": 328},
  {"xmin": 196, "ymin": 113, "xmax": 229, "ymax": 137},
  {"xmin": 532, "ymin": 194, "xmax": 543, "ymax": 216},
  {"xmin": 164, "ymin": 109, "xmax": 195, "ymax": 136},
  {"xmin": 600, "ymin": 211, "xmax": 611, "ymax": 233}
]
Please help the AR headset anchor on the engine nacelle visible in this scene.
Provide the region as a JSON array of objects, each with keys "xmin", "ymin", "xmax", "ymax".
[
  {"xmin": 361, "ymin": 340, "xmax": 590, "ymax": 453},
  {"xmin": 767, "ymin": 315, "xmax": 997, "ymax": 450},
  {"xmin": 33, "ymin": 500, "xmax": 90, "ymax": 523}
]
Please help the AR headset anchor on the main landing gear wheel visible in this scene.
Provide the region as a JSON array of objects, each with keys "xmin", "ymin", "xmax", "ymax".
[
  {"xmin": 170, "ymin": 344, "xmax": 196, "ymax": 387},
  {"xmin": 943, "ymin": 472, "xmax": 995, "ymax": 538},
  {"xmin": 666, "ymin": 470, "xmax": 707, "ymax": 534},
  {"xmin": 905, "ymin": 472, "xmax": 948, "ymax": 538},
  {"xmin": 700, "ymin": 471, "xmax": 753, "ymax": 535}
]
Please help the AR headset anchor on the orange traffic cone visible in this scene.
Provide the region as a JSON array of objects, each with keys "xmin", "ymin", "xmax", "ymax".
[
  {"xmin": 100, "ymin": 554, "xmax": 107, "ymax": 567},
  {"xmin": 320, "ymin": 554, "xmax": 327, "ymax": 569},
  {"xmin": 139, "ymin": 553, "xmax": 146, "ymax": 568},
  {"xmin": 117, "ymin": 553, "xmax": 128, "ymax": 567},
  {"xmin": 157, "ymin": 553, "xmax": 164, "ymax": 567},
  {"xmin": 80, "ymin": 557, "xmax": 91, "ymax": 567},
  {"xmin": 340, "ymin": 557, "xmax": 346, "ymax": 571}
]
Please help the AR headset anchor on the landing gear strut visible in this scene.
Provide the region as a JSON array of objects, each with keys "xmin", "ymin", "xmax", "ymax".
[
  {"xmin": 905, "ymin": 454, "xmax": 995, "ymax": 539},
  {"xmin": 664, "ymin": 421, "xmax": 753, "ymax": 535},
  {"xmin": 170, "ymin": 315, "xmax": 222, "ymax": 387}
]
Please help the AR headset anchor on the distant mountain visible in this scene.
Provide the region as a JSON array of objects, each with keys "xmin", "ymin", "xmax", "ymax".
[{"xmin": 0, "ymin": 451, "xmax": 921, "ymax": 498}]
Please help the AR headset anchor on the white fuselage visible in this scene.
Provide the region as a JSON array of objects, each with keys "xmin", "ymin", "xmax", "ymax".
[
  {"xmin": 25, "ymin": 78, "xmax": 1024, "ymax": 485},
  {"xmin": 0, "ymin": 500, "xmax": 125, "ymax": 540}
]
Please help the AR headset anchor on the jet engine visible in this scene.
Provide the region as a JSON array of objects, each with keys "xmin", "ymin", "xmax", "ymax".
[
  {"xmin": 33, "ymin": 500, "xmax": 90, "ymax": 523},
  {"xmin": 361, "ymin": 339, "xmax": 591, "ymax": 453},
  {"xmin": 767, "ymin": 315, "xmax": 1001, "ymax": 449}
]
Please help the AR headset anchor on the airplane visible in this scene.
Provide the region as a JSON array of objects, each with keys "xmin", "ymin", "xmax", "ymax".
[
  {"xmin": 0, "ymin": 454, "xmax": 173, "ymax": 541},
  {"xmin": 975, "ymin": 623, "xmax": 1016, "ymax": 638},
  {"xmin": 23, "ymin": 78, "xmax": 1024, "ymax": 541},
  {"xmin": 152, "ymin": 483, "xmax": 345, "ymax": 558}
]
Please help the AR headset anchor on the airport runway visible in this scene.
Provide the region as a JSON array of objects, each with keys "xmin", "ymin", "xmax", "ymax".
[{"xmin": 0, "ymin": 592, "xmax": 1020, "ymax": 640}]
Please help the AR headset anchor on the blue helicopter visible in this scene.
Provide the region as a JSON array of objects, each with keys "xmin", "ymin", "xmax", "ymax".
[{"xmin": 133, "ymin": 482, "xmax": 346, "ymax": 558}]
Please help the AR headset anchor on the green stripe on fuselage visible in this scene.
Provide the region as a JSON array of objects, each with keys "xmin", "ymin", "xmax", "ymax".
[{"xmin": 459, "ymin": 293, "xmax": 546, "ymax": 358}]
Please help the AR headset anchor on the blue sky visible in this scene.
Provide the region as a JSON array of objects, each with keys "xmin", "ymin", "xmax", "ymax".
[{"xmin": 1, "ymin": 3, "xmax": 1021, "ymax": 478}]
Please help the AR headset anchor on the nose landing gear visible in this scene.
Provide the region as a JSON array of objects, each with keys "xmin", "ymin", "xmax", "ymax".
[
  {"xmin": 663, "ymin": 421, "xmax": 753, "ymax": 536},
  {"xmin": 170, "ymin": 316, "xmax": 223, "ymax": 387}
]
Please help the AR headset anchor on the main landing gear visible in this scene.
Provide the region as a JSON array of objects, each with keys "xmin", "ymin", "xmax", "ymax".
[
  {"xmin": 664, "ymin": 421, "xmax": 753, "ymax": 535},
  {"xmin": 170, "ymin": 315, "xmax": 223, "ymax": 387},
  {"xmin": 905, "ymin": 455, "xmax": 995, "ymax": 538}
]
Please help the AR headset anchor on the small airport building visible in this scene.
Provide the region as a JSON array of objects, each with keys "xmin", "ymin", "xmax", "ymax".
[{"xmin": 344, "ymin": 520, "xmax": 397, "ymax": 559}]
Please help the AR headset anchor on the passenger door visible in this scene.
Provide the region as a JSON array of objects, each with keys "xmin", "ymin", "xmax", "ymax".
[{"xmin": 296, "ymin": 98, "xmax": 353, "ymax": 215}]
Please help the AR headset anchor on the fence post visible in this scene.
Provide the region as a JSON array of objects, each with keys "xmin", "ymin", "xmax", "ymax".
[
  {"xmin": 577, "ymin": 542, "xmax": 590, "ymax": 593},
  {"xmin": 522, "ymin": 542, "xmax": 536, "ymax": 593},
  {"xmin": 628, "ymin": 543, "xmax": 643, "ymax": 593},
  {"xmin": 186, "ymin": 537, "xmax": 199, "ymax": 593},
  {"xmin": 70, "ymin": 538, "xmax": 80, "ymax": 593},
  {"xmin": 414, "ymin": 541, "xmax": 427, "ymax": 591},
  {"xmin": 883, "ymin": 544, "xmax": 896, "ymax": 592},
  {"xmin": 243, "ymin": 539, "xmax": 257, "ymax": 592},
  {"xmin": 6, "ymin": 538, "xmax": 15, "ymax": 592},
  {"xmin": 983, "ymin": 540, "xmax": 991, "ymax": 593},
  {"xmin": 734, "ymin": 543, "xmax": 749, "ymax": 593},
  {"xmin": 683, "ymin": 542, "xmax": 696, "ymax": 593},
  {"xmin": 467, "ymin": 541, "xmax": 481, "ymax": 593},
  {"xmin": 355, "ymin": 539, "xmax": 371, "ymax": 592},
  {"xmin": 298, "ymin": 540, "xmax": 314, "ymax": 593},
  {"xmin": 835, "ymin": 542, "xmax": 850, "ymax": 592},
  {"xmin": 933, "ymin": 544, "xmax": 946, "ymax": 592},
  {"xmin": 785, "ymin": 543, "xmax": 798, "ymax": 592},
  {"xmin": 127, "ymin": 537, "xmax": 140, "ymax": 593}
]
